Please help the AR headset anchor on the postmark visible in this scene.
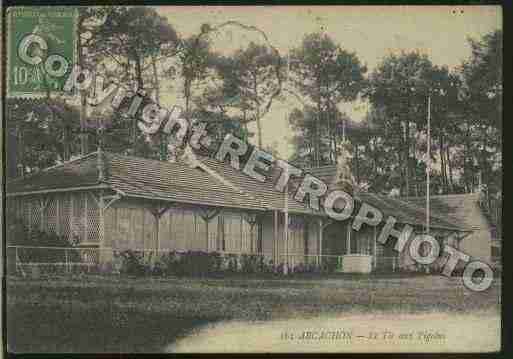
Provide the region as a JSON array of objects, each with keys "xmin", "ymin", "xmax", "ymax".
[{"xmin": 7, "ymin": 7, "xmax": 78, "ymax": 98}]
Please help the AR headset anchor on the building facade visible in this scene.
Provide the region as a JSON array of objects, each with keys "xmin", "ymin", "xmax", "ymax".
[{"xmin": 6, "ymin": 151, "xmax": 468, "ymax": 273}]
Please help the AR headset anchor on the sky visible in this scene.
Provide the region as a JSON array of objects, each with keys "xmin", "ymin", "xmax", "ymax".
[{"xmin": 156, "ymin": 5, "xmax": 501, "ymax": 158}]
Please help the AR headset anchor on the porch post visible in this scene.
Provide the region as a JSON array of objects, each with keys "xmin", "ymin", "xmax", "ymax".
[
  {"xmin": 373, "ymin": 226, "xmax": 377, "ymax": 270},
  {"xmin": 284, "ymin": 211, "xmax": 289, "ymax": 275},
  {"xmin": 56, "ymin": 195, "xmax": 61, "ymax": 236},
  {"xmin": 318, "ymin": 218, "xmax": 323, "ymax": 267},
  {"xmin": 155, "ymin": 213, "xmax": 160, "ymax": 254},
  {"xmin": 205, "ymin": 219, "xmax": 209, "ymax": 252},
  {"xmin": 346, "ymin": 223, "xmax": 351, "ymax": 254},
  {"xmin": 99, "ymin": 190, "xmax": 106, "ymax": 264},
  {"xmin": 70, "ymin": 194, "xmax": 74, "ymax": 242},
  {"xmin": 240, "ymin": 214, "xmax": 243, "ymax": 254},
  {"xmin": 273, "ymin": 210, "xmax": 278, "ymax": 264}
]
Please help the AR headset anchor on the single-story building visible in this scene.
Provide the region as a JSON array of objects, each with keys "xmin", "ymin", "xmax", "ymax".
[
  {"xmin": 404, "ymin": 193, "xmax": 501, "ymax": 266},
  {"xmin": 6, "ymin": 149, "xmax": 469, "ymax": 273}
]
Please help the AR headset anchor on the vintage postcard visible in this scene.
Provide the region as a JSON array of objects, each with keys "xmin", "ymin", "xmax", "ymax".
[{"xmin": 3, "ymin": 4, "xmax": 502, "ymax": 354}]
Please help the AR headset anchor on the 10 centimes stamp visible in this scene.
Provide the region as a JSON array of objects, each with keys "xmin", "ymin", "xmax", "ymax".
[{"xmin": 7, "ymin": 7, "xmax": 77, "ymax": 98}]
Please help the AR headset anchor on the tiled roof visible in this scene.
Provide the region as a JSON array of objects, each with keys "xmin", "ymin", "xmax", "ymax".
[
  {"xmin": 6, "ymin": 153, "xmax": 102, "ymax": 193},
  {"xmin": 306, "ymin": 166, "xmax": 467, "ymax": 231},
  {"xmin": 7, "ymin": 152, "xmax": 266, "ymax": 211},
  {"xmin": 7, "ymin": 151, "xmax": 466, "ymax": 231},
  {"xmin": 200, "ymin": 156, "xmax": 321, "ymax": 215},
  {"xmin": 105, "ymin": 153, "xmax": 266, "ymax": 210},
  {"xmin": 404, "ymin": 194, "xmax": 483, "ymax": 231}
]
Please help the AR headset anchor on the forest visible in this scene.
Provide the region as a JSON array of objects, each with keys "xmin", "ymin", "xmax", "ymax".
[{"xmin": 6, "ymin": 6, "xmax": 502, "ymax": 199}]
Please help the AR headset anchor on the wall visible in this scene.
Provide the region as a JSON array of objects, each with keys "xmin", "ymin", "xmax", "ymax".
[
  {"xmin": 105, "ymin": 198, "xmax": 262, "ymax": 255},
  {"xmin": 260, "ymin": 212, "xmax": 321, "ymax": 266}
]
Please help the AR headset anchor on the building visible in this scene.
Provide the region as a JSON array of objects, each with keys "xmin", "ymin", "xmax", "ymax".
[
  {"xmin": 405, "ymin": 193, "xmax": 501, "ymax": 266},
  {"xmin": 6, "ymin": 150, "xmax": 468, "ymax": 273}
]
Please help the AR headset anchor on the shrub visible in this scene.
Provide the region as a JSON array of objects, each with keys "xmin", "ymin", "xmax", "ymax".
[
  {"xmin": 119, "ymin": 250, "xmax": 148, "ymax": 276},
  {"xmin": 8, "ymin": 219, "xmax": 72, "ymax": 248},
  {"xmin": 158, "ymin": 250, "xmax": 222, "ymax": 276},
  {"xmin": 8, "ymin": 220, "xmax": 80, "ymax": 266},
  {"xmin": 119, "ymin": 250, "xmax": 324, "ymax": 277},
  {"xmin": 224, "ymin": 254, "xmax": 239, "ymax": 273},
  {"xmin": 240, "ymin": 254, "xmax": 260, "ymax": 273},
  {"xmin": 159, "ymin": 251, "xmax": 181, "ymax": 275}
]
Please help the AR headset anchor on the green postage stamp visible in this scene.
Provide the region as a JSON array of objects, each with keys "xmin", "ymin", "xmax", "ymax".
[{"xmin": 7, "ymin": 7, "xmax": 78, "ymax": 98}]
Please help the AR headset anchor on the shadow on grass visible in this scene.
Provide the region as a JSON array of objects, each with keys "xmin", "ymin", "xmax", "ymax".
[{"xmin": 7, "ymin": 303, "xmax": 216, "ymax": 353}]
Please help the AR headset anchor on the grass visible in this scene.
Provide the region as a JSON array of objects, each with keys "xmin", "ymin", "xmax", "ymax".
[{"xmin": 7, "ymin": 273, "xmax": 501, "ymax": 353}]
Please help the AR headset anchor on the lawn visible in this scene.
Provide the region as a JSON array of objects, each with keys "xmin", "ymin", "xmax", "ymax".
[{"xmin": 6, "ymin": 274, "xmax": 501, "ymax": 353}]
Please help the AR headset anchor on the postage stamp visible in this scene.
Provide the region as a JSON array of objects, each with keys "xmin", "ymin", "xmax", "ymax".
[{"xmin": 6, "ymin": 7, "xmax": 77, "ymax": 98}]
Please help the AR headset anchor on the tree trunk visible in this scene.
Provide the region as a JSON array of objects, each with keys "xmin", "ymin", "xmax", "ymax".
[
  {"xmin": 151, "ymin": 55, "xmax": 167, "ymax": 160},
  {"xmin": 256, "ymin": 117, "xmax": 263, "ymax": 149},
  {"xmin": 446, "ymin": 144, "xmax": 454, "ymax": 192},
  {"xmin": 316, "ymin": 101, "xmax": 321, "ymax": 166},
  {"xmin": 439, "ymin": 133, "xmax": 447, "ymax": 194},
  {"xmin": 397, "ymin": 118, "xmax": 405, "ymax": 196},
  {"xmin": 463, "ymin": 120, "xmax": 471, "ymax": 193},
  {"xmin": 152, "ymin": 55, "xmax": 160, "ymax": 104},
  {"xmin": 481, "ymin": 126, "xmax": 489, "ymax": 192},
  {"xmin": 132, "ymin": 55, "xmax": 144, "ymax": 156},
  {"xmin": 404, "ymin": 120, "xmax": 410, "ymax": 197},
  {"xmin": 329, "ymin": 101, "xmax": 337, "ymax": 165},
  {"xmin": 134, "ymin": 55, "xmax": 143, "ymax": 90},
  {"xmin": 355, "ymin": 143, "xmax": 360, "ymax": 185},
  {"xmin": 184, "ymin": 77, "xmax": 191, "ymax": 116},
  {"xmin": 412, "ymin": 131, "xmax": 419, "ymax": 197}
]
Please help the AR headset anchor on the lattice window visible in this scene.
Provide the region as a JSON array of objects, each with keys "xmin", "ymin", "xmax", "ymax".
[
  {"xmin": 30, "ymin": 197, "xmax": 41, "ymax": 232},
  {"xmin": 46, "ymin": 196, "xmax": 58, "ymax": 234},
  {"xmin": 86, "ymin": 193, "xmax": 100, "ymax": 243},
  {"xmin": 72, "ymin": 193, "xmax": 85, "ymax": 243},
  {"xmin": 59, "ymin": 194, "xmax": 71, "ymax": 241}
]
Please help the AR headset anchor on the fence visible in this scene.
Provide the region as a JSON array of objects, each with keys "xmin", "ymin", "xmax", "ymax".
[
  {"xmin": 6, "ymin": 245, "xmax": 402, "ymax": 277},
  {"xmin": 7, "ymin": 246, "xmax": 107, "ymax": 276}
]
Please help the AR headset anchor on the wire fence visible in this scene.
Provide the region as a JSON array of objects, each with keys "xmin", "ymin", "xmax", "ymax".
[{"xmin": 6, "ymin": 245, "xmax": 401, "ymax": 277}]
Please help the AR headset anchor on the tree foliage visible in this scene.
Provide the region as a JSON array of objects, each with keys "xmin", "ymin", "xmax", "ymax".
[
  {"xmin": 289, "ymin": 33, "xmax": 367, "ymax": 166},
  {"xmin": 6, "ymin": 9, "xmax": 501, "ymax": 204}
]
